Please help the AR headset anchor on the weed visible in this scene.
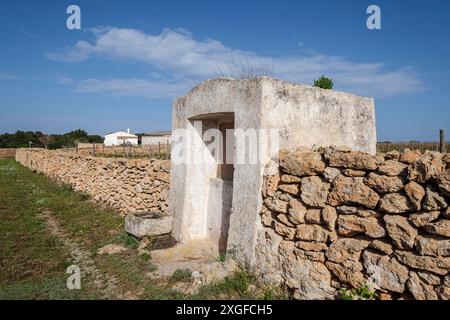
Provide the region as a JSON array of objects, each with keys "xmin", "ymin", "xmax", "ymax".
[
  {"xmin": 338, "ymin": 284, "xmax": 379, "ymax": 300},
  {"xmin": 169, "ymin": 269, "xmax": 192, "ymax": 284}
]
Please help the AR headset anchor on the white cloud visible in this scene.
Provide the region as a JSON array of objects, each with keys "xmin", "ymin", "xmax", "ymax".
[
  {"xmin": 0, "ymin": 72, "xmax": 20, "ymax": 80},
  {"xmin": 75, "ymin": 78, "xmax": 193, "ymax": 99},
  {"xmin": 47, "ymin": 27, "xmax": 425, "ymax": 98}
]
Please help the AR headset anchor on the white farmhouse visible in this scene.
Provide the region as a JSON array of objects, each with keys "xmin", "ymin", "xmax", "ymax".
[
  {"xmin": 104, "ymin": 129, "xmax": 138, "ymax": 146},
  {"xmin": 141, "ymin": 131, "xmax": 171, "ymax": 146}
]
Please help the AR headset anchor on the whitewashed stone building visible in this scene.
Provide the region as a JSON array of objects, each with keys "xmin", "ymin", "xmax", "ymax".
[{"xmin": 169, "ymin": 77, "xmax": 376, "ymax": 267}]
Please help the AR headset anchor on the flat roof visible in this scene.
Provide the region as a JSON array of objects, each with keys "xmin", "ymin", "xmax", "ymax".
[{"xmin": 143, "ymin": 131, "xmax": 171, "ymax": 136}]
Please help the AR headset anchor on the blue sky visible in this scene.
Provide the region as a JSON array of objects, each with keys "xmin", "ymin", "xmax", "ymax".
[{"xmin": 0, "ymin": 0, "xmax": 449, "ymax": 140}]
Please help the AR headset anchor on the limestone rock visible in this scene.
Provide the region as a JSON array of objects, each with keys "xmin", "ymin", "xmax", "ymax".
[
  {"xmin": 264, "ymin": 197, "xmax": 289, "ymax": 214},
  {"xmin": 283, "ymin": 256, "xmax": 335, "ymax": 300},
  {"xmin": 274, "ymin": 221, "xmax": 296, "ymax": 240},
  {"xmin": 326, "ymin": 238, "xmax": 370, "ymax": 263},
  {"xmin": 385, "ymin": 150, "xmax": 400, "ymax": 160},
  {"xmin": 357, "ymin": 209, "xmax": 379, "ymax": 218},
  {"xmin": 327, "ymin": 176, "xmax": 380, "ymax": 209},
  {"xmin": 408, "ymin": 152, "xmax": 445, "ymax": 183},
  {"xmin": 369, "ymin": 240, "xmax": 393, "ymax": 255},
  {"xmin": 375, "ymin": 154, "xmax": 385, "ymax": 165},
  {"xmin": 323, "ymin": 167, "xmax": 341, "ymax": 183},
  {"xmin": 444, "ymin": 207, "xmax": 450, "ymax": 219},
  {"xmin": 253, "ymin": 228, "xmax": 284, "ymax": 284},
  {"xmin": 415, "ymin": 271, "xmax": 441, "ymax": 286},
  {"xmin": 407, "ymin": 271, "xmax": 439, "ymax": 300},
  {"xmin": 408, "ymin": 211, "xmax": 440, "ymax": 227},
  {"xmin": 423, "ymin": 220, "xmax": 450, "ymax": 237},
  {"xmin": 364, "ymin": 172, "xmax": 404, "ymax": 193},
  {"xmin": 280, "ymin": 149, "xmax": 325, "ymax": 177},
  {"xmin": 125, "ymin": 212, "xmax": 172, "ymax": 238},
  {"xmin": 264, "ymin": 160, "xmax": 279, "ymax": 176},
  {"xmin": 362, "ymin": 251, "xmax": 409, "ymax": 293},
  {"xmin": 379, "ymin": 193, "xmax": 413, "ymax": 214},
  {"xmin": 295, "ymin": 249, "xmax": 326, "ymax": 262},
  {"xmin": 325, "ymin": 260, "xmax": 366, "ymax": 288},
  {"xmin": 260, "ymin": 209, "xmax": 274, "ymax": 227},
  {"xmin": 281, "ymin": 174, "xmax": 302, "ymax": 183},
  {"xmin": 296, "ymin": 224, "xmax": 330, "ymax": 242},
  {"xmin": 336, "ymin": 205, "xmax": 358, "ymax": 214},
  {"xmin": 97, "ymin": 244, "xmax": 127, "ymax": 255},
  {"xmin": 343, "ymin": 169, "xmax": 366, "ymax": 177},
  {"xmin": 422, "ymin": 185, "xmax": 447, "ymax": 211},
  {"xmin": 337, "ymin": 215, "xmax": 386, "ymax": 238},
  {"xmin": 444, "ymin": 153, "xmax": 450, "ymax": 163},
  {"xmin": 276, "ymin": 214, "xmax": 294, "ymax": 227},
  {"xmin": 322, "ymin": 206, "xmax": 337, "ymax": 231},
  {"xmin": 300, "ymin": 176, "xmax": 330, "ymax": 208},
  {"xmin": 383, "ymin": 215, "xmax": 418, "ymax": 250},
  {"xmin": 296, "ymin": 241, "xmax": 328, "ymax": 252},
  {"xmin": 263, "ymin": 174, "xmax": 280, "ymax": 197},
  {"xmin": 437, "ymin": 169, "xmax": 450, "ymax": 197},
  {"xmin": 404, "ymin": 181, "xmax": 426, "ymax": 210},
  {"xmin": 305, "ymin": 209, "xmax": 322, "ymax": 224},
  {"xmin": 377, "ymin": 160, "xmax": 408, "ymax": 176},
  {"xmin": 399, "ymin": 150, "xmax": 422, "ymax": 164},
  {"xmin": 288, "ymin": 198, "xmax": 307, "ymax": 224},
  {"xmin": 329, "ymin": 151, "xmax": 377, "ymax": 170},
  {"xmin": 278, "ymin": 184, "xmax": 300, "ymax": 195},
  {"xmin": 437, "ymin": 275, "xmax": 450, "ymax": 300},
  {"xmin": 415, "ymin": 235, "xmax": 450, "ymax": 257},
  {"xmin": 395, "ymin": 251, "xmax": 450, "ymax": 275}
]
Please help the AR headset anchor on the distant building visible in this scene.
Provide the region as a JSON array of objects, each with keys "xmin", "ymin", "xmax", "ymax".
[
  {"xmin": 141, "ymin": 131, "xmax": 171, "ymax": 146},
  {"xmin": 104, "ymin": 129, "xmax": 138, "ymax": 146}
]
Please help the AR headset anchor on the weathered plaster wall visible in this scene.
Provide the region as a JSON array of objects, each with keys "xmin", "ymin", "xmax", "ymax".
[
  {"xmin": 15, "ymin": 149, "xmax": 170, "ymax": 215},
  {"xmin": 261, "ymin": 79, "xmax": 376, "ymax": 154},
  {"xmin": 255, "ymin": 146, "xmax": 450, "ymax": 300},
  {"xmin": 171, "ymin": 78, "xmax": 264, "ymax": 267}
]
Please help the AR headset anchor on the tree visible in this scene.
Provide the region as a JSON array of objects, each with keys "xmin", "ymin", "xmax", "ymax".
[
  {"xmin": 313, "ymin": 75, "xmax": 333, "ymax": 89},
  {"xmin": 38, "ymin": 134, "xmax": 54, "ymax": 149}
]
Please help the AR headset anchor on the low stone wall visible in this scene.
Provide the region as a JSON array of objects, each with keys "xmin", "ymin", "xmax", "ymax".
[
  {"xmin": 255, "ymin": 146, "xmax": 450, "ymax": 300},
  {"xmin": 0, "ymin": 148, "xmax": 16, "ymax": 158},
  {"xmin": 15, "ymin": 149, "xmax": 170, "ymax": 215}
]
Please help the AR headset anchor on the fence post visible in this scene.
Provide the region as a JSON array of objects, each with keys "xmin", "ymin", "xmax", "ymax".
[
  {"xmin": 440, "ymin": 129, "xmax": 447, "ymax": 153},
  {"xmin": 166, "ymin": 140, "xmax": 169, "ymax": 160},
  {"xmin": 92, "ymin": 142, "xmax": 96, "ymax": 157},
  {"xmin": 158, "ymin": 142, "xmax": 161, "ymax": 158}
]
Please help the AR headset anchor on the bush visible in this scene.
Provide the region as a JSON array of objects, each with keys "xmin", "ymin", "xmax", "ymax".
[{"xmin": 313, "ymin": 75, "xmax": 333, "ymax": 89}]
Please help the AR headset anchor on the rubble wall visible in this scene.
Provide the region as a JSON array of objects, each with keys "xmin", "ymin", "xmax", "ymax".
[
  {"xmin": 15, "ymin": 148, "xmax": 170, "ymax": 215},
  {"xmin": 255, "ymin": 146, "xmax": 450, "ymax": 300}
]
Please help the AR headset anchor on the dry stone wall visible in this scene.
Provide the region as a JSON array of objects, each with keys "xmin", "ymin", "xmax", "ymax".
[
  {"xmin": 255, "ymin": 146, "xmax": 450, "ymax": 300},
  {"xmin": 15, "ymin": 149, "xmax": 170, "ymax": 215},
  {"xmin": 0, "ymin": 148, "xmax": 16, "ymax": 158}
]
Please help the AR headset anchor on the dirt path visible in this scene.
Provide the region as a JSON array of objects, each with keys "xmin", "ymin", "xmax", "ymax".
[{"xmin": 38, "ymin": 210, "xmax": 122, "ymax": 299}]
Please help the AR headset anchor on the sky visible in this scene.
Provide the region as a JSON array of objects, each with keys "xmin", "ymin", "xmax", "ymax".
[{"xmin": 0, "ymin": 0, "xmax": 449, "ymax": 141}]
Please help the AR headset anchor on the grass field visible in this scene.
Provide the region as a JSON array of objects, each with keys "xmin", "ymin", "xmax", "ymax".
[{"xmin": 0, "ymin": 158, "xmax": 273, "ymax": 300}]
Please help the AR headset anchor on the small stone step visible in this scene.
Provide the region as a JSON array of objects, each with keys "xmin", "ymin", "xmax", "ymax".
[{"xmin": 125, "ymin": 211, "xmax": 172, "ymax": 238}]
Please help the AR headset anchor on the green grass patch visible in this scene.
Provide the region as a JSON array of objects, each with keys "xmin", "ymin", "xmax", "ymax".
[{"xmin": 0, "ymin": 159, "xmax": 271, "ymax": 300}]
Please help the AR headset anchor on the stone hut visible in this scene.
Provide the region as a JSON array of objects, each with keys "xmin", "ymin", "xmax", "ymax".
[{"xmin": 169, "ymin": 77, "xmax": 376, "ymax": 267}]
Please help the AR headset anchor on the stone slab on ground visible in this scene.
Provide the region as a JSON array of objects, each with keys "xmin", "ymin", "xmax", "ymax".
[{"xmin": 125, "ymin": 211, "xmax": 172, "ymax": 238}]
